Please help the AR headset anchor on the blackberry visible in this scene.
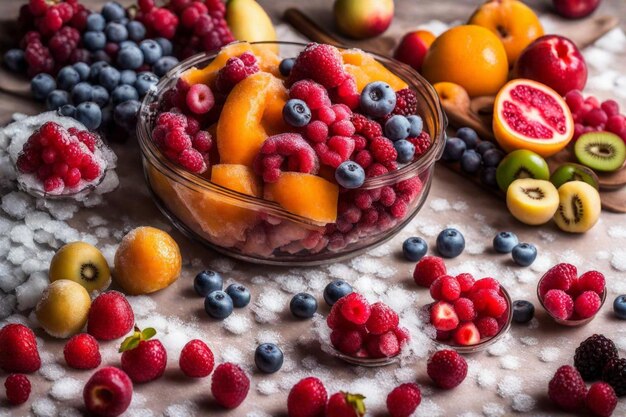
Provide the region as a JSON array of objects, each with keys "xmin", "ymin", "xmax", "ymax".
[
  {"xmin": 603, "ymin": 357, "xmax": 626, "ymax": 396},
  {"xmin": 392, "ymin": 88, "xmax": 418, "ymax": 116},
  {"xmin": 574, "ymin": 334, "xmax": 618, "ymax": 381}
]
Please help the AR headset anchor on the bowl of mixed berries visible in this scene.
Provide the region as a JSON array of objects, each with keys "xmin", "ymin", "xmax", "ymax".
[{"xmin": 137, "ymin": 41, "xmax": 446, "ymax": 265}]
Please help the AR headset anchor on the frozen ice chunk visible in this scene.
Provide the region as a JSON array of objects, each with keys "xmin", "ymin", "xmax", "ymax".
[
  {"xmin": 40, "ymin": 363, "xmax": 66, "ymax": 381},
  {"xmin": 430, "ymin": 198, "xmax": 451, "ymax": 212},
  {"xmin": 50, "ymin": 377, "xmax": 82, "ymax": 401},
  {"xmin": 163, "ymin": 401, "xmax": 198, "ymax": 417},
  {"xmin": 10, "ymin": 224, "xmax": 35, "ymax": 248},
  {"xmin": 0, "ymin": 294, "xmax": 17, "ymax": 319},
  {"xmin": 512, "ymin": 393, "xmax": 536, "ymax": 412},
  {"xmin": 612, "ymin": 250, "xmax": 626, "ymax": 272},
  {"xmin": 539, "ymin": 346, "xmax": 560, "ymax": 363},
  {"xmin": 497, "ymin": 375, "xmax": 522, "ymax": 398},
  {"xmin": 0, "ymin": 263, "xmax": 26, "ymax": 292},
  {"xmin": 482, "ymin": 402, "xmax": 505, "ymax": 417},
  {"xmin": 223, "ymin": 314, "xmax": 251, "ymax": 335},
  {"xmin": 257, "ymin": 379, "xmax": 279, "ymax": 395},
  {"xmin": 16, "ymin": 271, "xmax": 49, "ymax": 311},
  {"xmin": 32, "ymin": 397, "xmax": 57, "ymax": 417},
  {"xmin": 1, "ymin": 191, "xmax": 32, "ymax": 219}
]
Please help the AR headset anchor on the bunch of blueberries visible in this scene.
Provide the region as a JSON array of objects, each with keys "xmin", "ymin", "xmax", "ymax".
[
  {"xmin": 442, "ymin": 127, "xmax": 505, "ymax": 188},
  {"xmin": 194, "ymin": 270, "xmax": 252, "ymax": 320},
  {"xmin": 27, "ymin": 1, "xmax": 180, "ymax": 134}
]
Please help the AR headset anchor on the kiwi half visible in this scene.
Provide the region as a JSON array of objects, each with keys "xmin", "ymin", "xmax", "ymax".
[
  {"xmin": 550, "ymin": 163, "xmax": 600, "ymax": 190},
  {"xmin": 496, "ymin": 149, "xmax": 550, "ymax": 191},
  {"xmin": 506, "ymin": 178, "xmax": 559, "ymax": 225},
  {"xmin": 574, "ymin": 132, "xmax": 626, "ymax": 172},
  {"xmin": 553, "ymin": 181, "xmax": 601, "ymax": 233},
  {"xmin": 49, "ymin": 242, "xmax": 111, "ymax": 293}
]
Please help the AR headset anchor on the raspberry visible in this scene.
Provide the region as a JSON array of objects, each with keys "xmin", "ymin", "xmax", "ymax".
[
  {"xmin": 539, "ymin": 263, "xmax": 577, "ymax": 297},
  {"xmin": 549, "ymin": 365, "xmax": 587, "ymax": 411},
  {"xmin": 395, "ymin": 177, "xmax": 423, "ymax": 202},
  {"xmin": 471, "ymin": 277, "xmax": 500, "ymax": 292},
  {"xmin": 253, "ymin": 133, "xmax": 319, "ymax": 182},
  {"xmin": 378, "ymin": 186, "xmax": 396, "ymax": 207},
  {"xmin": 365, "ymin": 302, "xmax": 399, "ymax": 335},
  {"xmin": 24, "ymin": 40, "xmax": 54, "ymax": 76},
  {"xmin": 4, "ymin": 374, "xmax": 31, "ymax": 405},
  {"xmin": 29, "ymin": 0, "xmax": 47, "ymax": 16},
  {"xmin": 305, "ymin": 121, "xmax": 329, "ymax": 143},
  {"xmin": 455, "ymin": 273, "xmax": 475, "ymax": 293},
  {"xmin": 369, "ymin": 136, "xmax": 397, "ymax": 164},
  {"xmin": 427, "ymin": 349, "xmax": 467, "ymax": 389},
  {"xmin": 392, "ymin": 89, "xmax": 418, "ymax": 116},
  {"xmin": 64, "ymin": 167, "xmax": 82, "ymax": 187},
  {"xmin": 290, "ymin": 80, "xmax": 332, "ymax": 111},
  {"xmin": 164, "ymin": 128, "xmax": 192, "ymax": 152},
  {"xmin": 49, "ymin": 27, "xmax": 81, "ymax": 64},
  {"xmin": 586, "ymin": 382, "xmax": 617, "ymax": 417},
  {"xmin": 288, "ymin": 43, "xmax": 347, "ymax": 89},
  {"xmin": 180, "ymin": 339, "xmax": 214, "ymax": 378},
  {"xmin": 365, "ymin": 331, "xmax": 400, "ymax": 358},
  {"xmin": 186, "ymin": 83, "xmax": 215, "ymax": 114},
  {"xmin": 121, "ymin": 329, "xmax": 167, "ymax": 383},
  {"xmin": 157, "ymin": 111, "xmax": 187, "ymax": 129},
  {"xmin": 177, "ymin": 148, "xmax": 207, "ymax": 173},
  {"xmin": 215, "ymin": 52, "xmax": 259, "ymax": 94},
  {"xmin": 316, "ymin": 106, "xmax": 336, "ymax": 125},
  {"xmin": 211, "ymin": 363, "xmax": 249, "ymax": 409},
  {"xmin": 332, "ymin": 75, "xmax": 360, "ymax": 109},
  {"xmin": 577, "ymin": 270, "xmax": 605, "ymax": 295},
  {"xmin": 352, "ymin": 113, "xmax": 383, "ymax": 140},
  {"xmin": 386, "ymin": 383, "xmax": 421, "ymax": 417},
  {"xmin": 330, "ymin": 329, "xmax": 363, "ymax": 354},
  {"xmin": 352, "ymin": 134, "xmax": 367, "ymax": 151},
  {"xmin": 288, "ymin": 377, "xmax": 328, "ymax": 417},
  {"xmin": 353, "ymin": 150, "xmax": 373, "ymax": 168},
  {"xmin": 430, "ymin": 275, "xmax": 461, "ymax": 301},
  {"xmin": 192, "ymin": 130, "xmax": 213, "ymax": 153},
  {"xmin": 574, "ymin": 291, "xmax": 601, "ymax": 319},
  {"xmin": 366, "ymin": 162, "xmax": 388, "ymax": 178},
  {"xmin": 44, "ymin": 176, "xmax": 64, "ymax": 192},
  {"xmin": 469, "ymin": 289, "xmax": 507, "ymax": 318},
  {"xmin": 331, "ymin": 120, "xmax": 356, "ymax": 137},
  {"xmin": 413, "ymin": 256, "xmax": 447, "ymax": 287},
  {"xmin": 332, "ymin": 104, "xmax": 352, "ymax": 121},
  {"xmin": 603, "ymin": 358, "xmax": 626, "ymax": 396},
  {"xmin": 543, "ymin": 289, "xmax": 574, "ymax": 320},
  {"xmin": 326, "ymin": 392, "xmax": 366, "ymax": 417},
  {"xmin": 574, "ymin": 334, "xmax": 618, "ymax": 381},
  {"xmin": 87, "ymin": 291, "xmax": 135, "ymax": 341},
  {"xmin": 64, "ymin": 334, "xmax": 101, "ymax": 370},
  {"xmin": 0, "ymin": 324, "xmax": 41, "ymax": 373},
  {"xmin": 354, "ymin": 190, "xmax": 373, "ymax": 210},
  {"xmin": 475, "ymin": 317, "xmax": 499, "ymax": 337},
  {"xmin": 453, "ymin": 298, "xmax": 476, "ymax": 322},
  {"xmin": 314, "ymin": 136, "xmax": 355, "ymax": 168},
  {"xmin": 340, "ymin": 293, "xmax": 371, "ymax": 325},
  {"xmin": 408, "ymin": 131, "xmax": 431, "ymax": 158}
]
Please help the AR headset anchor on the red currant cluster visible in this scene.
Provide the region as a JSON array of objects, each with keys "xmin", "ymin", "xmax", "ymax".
[{"xmin": 565, "ymin": 90, "xmax": 626, "ymax": 143}]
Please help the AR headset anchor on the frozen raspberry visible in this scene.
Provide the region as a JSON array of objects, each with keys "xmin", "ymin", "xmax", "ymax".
[
  {"xmin": 352, "ymin": 134, "xmax": 367, "ymax": 151},
  {"xmin": 366, "ymin": 163, "xmax": 388, "ymax": 178},
  {"xmin": 392, "ymin": 89, "xmax": 418, "ymax": 116},
  {"xmin": 352, "ymin": 113, "xmax": 383, "ymax": 140},
  {"xmin": 354, "ymin": 190, "xmax": 373, "ymax": 210},
  {"xmin": 430, "ymin": 275, "xmax": 461, "ymax": 301},
  {"xmin": 177, "ymin": 148, "xmax": 207, "ymax": 173},
  {"xmin": 186, "ymin": 83, "xmax": 215, "ymax": 114},
  {"xmin": 288, "ymin": 377, "xmax": 328, "ymax": 417},
  {"xmin": 4, "ymin": 374, "xmax": 31, "ymax": 405},
  {"xmin": 44, "ymin": 176, "xmax": 64, "ymax": 192},
  {"xmin": 455, "ymin": 273, "xmax": 475, "ymax": 293},
  {"xmin": 471, "ymin": 277, "xmax": 500, "ymax": 292},
  {"xmin": 353, "ymin": 150, "xmax": 373, "ymax": 169},
  {"xmin": 288, "ymin": 43, "xmax": 347, "ymax": 89},
  {"xmin": 332, "ymin": 75, "xmax": 360, "ymax": 109},
  {"xmin": 369, "ymin": 136, "xmax": 397, "ymax": 164},
  {"xmin": 586, "ymin": 382, "xmax": 617, "ymax": 417},
  {"xmin": 179, "ymin": 339, "xmax": 214, "ymax": 378},
  {"xmin": 539, "ymin": 263, "xmax": 577, "ymax": 298},
  {"xmin": 340, "ymin": 293, "xmax": 371, "ymax": 325},
  {"xmin": 63, "ymin": 334, "xmax": 101, "ymax": 370},
  {"xmin": 395, "ymin": 177, "xmax": 423, "ymax": 203},
  {"xmin": 393, "ymin": 326, "xmax": 410, "ymax": 347},
  {"xmin": 253, "ymin": 133, "xmax": 319, "ymax": 182},
  {"xmin": 549, "ymin": 365, "xmax": 587, "ymax": 411},
  {"xmin": 475, "ymin": 317, "xmax": 499, "ymax": 337},
  {"xmin": 577, "ymin": 271, "xmax": 605, "ymax": 295},
  {"xmin": 87, "ymin": 291, "xmax": 135, "ymax": 341},
  {"xmin": 314, "ymin": 136, "xmax": 355, "ymax": 168},
  {"xmin": 574, "ymin": 291, "xmax": 601, "ymax": 319},
  {"xmin": 330, "ymin": 329, "xmax": 363, "ymax": 355},
  {"xmin": 365, "ymin": 331, "xmax": 400, "ymax": 358},
  {"xmin": 408, "ymin": 131, "xmax": 431, "ymax": 158},
  {"xmin": 120, "ymin": 328, "xmax": 167, "ymax": 383},
  {"xmin": 387, "ymin": 383, "xmax": 421, "ymax": 417},
  {"xmin": 305, "ymin": 121, "xmax": 329, "ymax": 143},
  {"xmin": 48, "ymin": 26, "xmax": 80, "ymax": 64},
  {"xmin": 470, "ymin": 289, "xmax": 507, "ymax": 318},
  {"xmin": 379, "ymin": 186, "xmax": 396, "ymax": 207},
  {"xmin": 413, "ymin": 256, "xmax": 447, "ymax": 287},
  {"xmin": 164, "ymin": 129, "xmax": 192, "ymax": 152},
  {"xmin": 543, "ymin": 289, "xmax": 574, "ymax": 320},
  {"xmin": 453, "ymin": 298, "xmax": 476, "ymax": 322},
  {"xmin": 316, "ymin": 106, "xmax": 336, "ymax": 125},
  {"xmin": 332, "ymin": 104, "xmax": 352, "ymax": 121},
  {"xmin": 0, "ymin": 324, "xmax": 40, "ymax": 373},
  {"xmin": 289, "ymin": 80, "xmax": 332, "ymax": 111},
  {"xmin": 80, "ymin": 155, "xmax": 103, "ymax": 181},
  {"xmin": 215, "ymin": 53, "xmax": 259, "ymax": 95},
  {"xmin": 24, "ymin": 40, "xmax": 54, "ymax": 76},
  {"xmin": 366, "ymin": 302, "xmax": 399, "ymax": 335},
  {"xmin": 141, "ymin": 7, "xmax": 179, "ymax": 39},
  {"xmin": 427, "ymin": 349, "xmax": 467, "ymax": 389},
  {"xmin": 330, "ymin": 120, "xmax": 356, "ymax": 137}
]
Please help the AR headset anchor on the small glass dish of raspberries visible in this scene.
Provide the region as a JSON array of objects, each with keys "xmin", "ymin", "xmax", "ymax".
[
  {"xmin": 136, "ymin": 41, "xmax": 446, "ymax": 265},
  {"xmin": 425, "ymin": 273, "xmax": 513, "ymax": 353},
  {"xmin": 537, "ymin": 263, "xmax": 607, "ymax": 327},
  {"xmin": 320, "ymin": 292, "xmax": 410, "ymax": 367}
]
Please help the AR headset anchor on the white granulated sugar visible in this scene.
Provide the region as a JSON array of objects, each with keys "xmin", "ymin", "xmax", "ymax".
[
  {"xmin": 457, "ymin": 413, "xmax": 481, "ymax": 417},
  {"xmin": 415, "ymin": 399, "xmax": 443, "ymax": 417},
  {"xmin": 253, "ymin": 288, "xmax": 288, "ymax": 323},
  {"xmin": 488, "ymin": 337, "xmax": 511, "ymax": 357},
  {"xmin": 126, "ymin": 296, "xmax": 156, "ymax": 319},
  {"xmin": 482, "ymin": 402, "xmax": 506, "ymax": 417},
  {"xmin": 87, "ymin": 215, "xmax": 107, "ymax": 227},
  {"xmin": 247, "ymin": 410, "xmax": 272, "ymax": 417},
  {"xmin": 608, "ymin": 225, "xmax": 626, "ymax": 238},
  {"xmin": 614, "ymin": 336, "xmax": 626, "ymax": 353},
  {"xmin": 220, "ymin": 345, "xmax": 244, "ymax": 364},
  {"xmin": 512, "ymin": 393, "xmax": 536, "ymax": 412},
  {"xmin": 255, "ymin": 330, "xmax": 282, "ymax": 345},
  {"xmin": 16, "ymin": 271, "xmax": 49, "ymax": 311},
  {"xmin": 538, "ymin": 230, "xmax": 556, "ymax": 243},
  {"xmin": 1, "ymin": 191, "xmax": 32, "ymax": 219},
  {"xmin": 50, "ymin": 377, "xmax": 82, "ymax": 401},
  {"xmin": 210, "ymin": 257, "xmax": 235, "ymax": 273},
  {"xmin": 355, "ymin": 275, "xmax": 387, "ymax": 298},
  {"xmin": 476, "ymin": 368, "xmax": 497, "ymax": 389},
  {"xmin": 32, "ymin": 397, "xmax": 58, "ymax": 417},
  {"xmin": 500, "ymin": 355, "xmax": 520, "ymax": 370},
  {"xmin": 394, "ymin": 366, "xmax": 418, "ymax": 383},
  {"xmin": 257, "ymin": 379, "xmax": 280, "ymax": 395},
  {"xmin": 351, "ymin": 256, "xmax": 395, "ymax": 278},
  {"xmin": 161, "ymin": 330, "xmax": 190, "ymax": 359},
  {"xmin": 539, "ymin": 347, "xmax": 560, "ymax": 363},
  {"xmin": 274, "ymin": 274, "xmax": 307, "ymax": 294},
  {"xmin": 520, "ymin": 336, "xmax": 539, "ymax": 346},
  {"xmin": 466, "ymin": 242, "xmax": 486, "ymax": 255},
  {"xmin": 163, "ymin": 401, "xmax": 198, "ymax": 417},
  {"xmin": 301, "ymin": 356, "xmax": 320, "ymax": 370},
  {"xmin": 558, "ymin": 250, "xmax": 582, "ymax": 265},
  {"xmin": 140, "ymin": 314, "xmax": 169, "ymax": 333},
  {"xmin": 429, "ymin": 198, "xmax": 451, "ymax": 212},
  {"xmin": 59, "ymin": 407, "xmax": 84, "ymax": 417},
  {"xmin": 100, "ymin": 244, "xmax": 118, "ymax": 268},
  {"xmin": 368, "ymin": 241, "xmax": 395, "ymax": 258},
  {"xmin": 327, "ymin": 263, "xmax": 359, "ymax": 281},
  {"xmin": 530, "ymin": 254, "xmax": 552, "ymax": 273},
  {"xmin": 516, "ymin": 269, "xmax": 536, "ymax": 284},
  {"xmin": 584, "ymin": 47, "xmax": 615, "ymax": 71},
  {"xmin": 39, "ymin": 363, "xmax": 66, "ymax": 381},
  {"xmin": 596, "ymin": 250, "xmax": 610, "ymax": 260},
  {"xmin": 125, "ymin": 410, "xmax": 155, "ymax": 417},
  {"xmin": 418, "ymin": 223, "xmax": 441, "ymax": 237},
  {"xmin": 250, "ymin": 276, "xmax": 266, "ymax": 285},
  {"xmin": 595, "ymin": 27, "xmax": 626, "ymax": 52},
  {"xmin": 497, "ymin": 375, "xmax": 522, "ymax": 398},
  {"xmin": 81, "ymin": 233, "xmax": 98, "ymax": 246},
  {"xmin": 381, "ymin": 286, "xmax": 417, "ymax": 313},
  {"xmin": 453, "ymin": 200, "xmax": 469, "ymax": 211},
  {"xmin": 130, "ymin": 393, "xmax": 147, "ymax": 408},
  {"xmin": 223, "ymin": 314, "xmax": 251, "ymax": 335},
  {"xmin": 611, "ymin": 250, "xmax": 626, "ymax": 272}
]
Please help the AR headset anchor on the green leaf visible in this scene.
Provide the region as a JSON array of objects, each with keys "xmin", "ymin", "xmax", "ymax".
[
  {"xmin": 119, "ymin": 333, "xmax": 141, "ymax": 353},
  {"xmin": 141, "ymin": 327, "xmax": 156, "ymax": 341},
  {"xmin": 345, "ymin": 392, "xmax": 366, "ymax": 417}
]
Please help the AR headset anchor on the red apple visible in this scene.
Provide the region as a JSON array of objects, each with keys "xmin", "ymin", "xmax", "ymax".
[
  {"xmin": 333, "ymin": 0, "xmax": 394, "ymax": 39},
  {"xmin": 553, "ymin": 0, "xmax": 601, "ymax": 19},
  {"xmin": 83, "ymin": 367, "xmax": 133, "ymax": 417},
  {"xmin": 514, "ymin": 34, "xmax": 588, "ymax": 96},
  {"xmin": 393, "ymin": 30, "xmax": 436, "ymax": 72}
]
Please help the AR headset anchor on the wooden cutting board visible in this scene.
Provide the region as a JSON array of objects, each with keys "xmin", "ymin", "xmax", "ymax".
[{"xmin": 283, "ymin": 8, "xmax": 626, "ymax": 213}]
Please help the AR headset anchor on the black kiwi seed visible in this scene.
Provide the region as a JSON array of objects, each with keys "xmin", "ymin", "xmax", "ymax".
[
  {"xmin": 80, "ymin": 263, "xmax": 99, "ymax": 282},
  {"xmin": 557, "ymin": 194, "xmax": 584, "ymax": 225},
  {"xmin": 523, "ymin": 187, "xmax": 545, "ymax": 200}
]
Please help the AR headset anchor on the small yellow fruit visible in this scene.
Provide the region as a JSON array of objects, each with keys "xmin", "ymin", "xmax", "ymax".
[
  {"xmin": 114, "ymin": 226, "xmax": 182, "ymax": 295},
  {"xmin": 554, "ymin": 181, "xmax": 601, "ymax": 233},
  {"xmin": 227, "ymin": 0, "xmax": 278, "ymax": 53},
  {"xmin": 36, "ymin": 280, "xmax": 91, "ymax": 338},
  {"xmin": 49, "ymin": 242, "xmax": 111, "ymax": 293},
  {"xmin": 506, "ymin": 178, "xmax": 559, "ymax": 225}
]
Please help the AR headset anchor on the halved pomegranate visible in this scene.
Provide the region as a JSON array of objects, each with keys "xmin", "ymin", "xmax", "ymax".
[{"xmin": 493, "ymin": 79, "xmax": 574, "ymax": 157}]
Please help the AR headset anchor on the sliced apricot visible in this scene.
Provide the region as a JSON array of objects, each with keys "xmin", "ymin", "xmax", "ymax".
[
  {"xmin": 264, "ymin": 173, "xmax": 339, "ymax": 223},
  {"xmin": 261, "ymin": 77, "xmax": 290, "ymax": 136},
  {"xmin": 341, "ymin": 49, "xmax": 408, "ymax": 92},
  {"xmin": 180, "ymin": 42, "xmax": 253, "ymax": 86}
]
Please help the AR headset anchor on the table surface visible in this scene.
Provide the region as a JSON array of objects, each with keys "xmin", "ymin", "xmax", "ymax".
[{"xmin": 1, "ymin": 1, "xmax": 626, "ymax": 417}]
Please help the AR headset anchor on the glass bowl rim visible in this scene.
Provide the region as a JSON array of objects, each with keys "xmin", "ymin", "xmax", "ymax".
[{"xmin": 136, "ymin": 41, "xmax": 447, "ymax": 227}]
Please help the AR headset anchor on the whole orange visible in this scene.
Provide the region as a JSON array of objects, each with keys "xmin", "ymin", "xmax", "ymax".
[
  {"xmin": 469, "ymin": 0, "xmax": 544, "ymax": 65},
  {"xmin": 422, "ymin": 25, "xmax": 509, "ymax": 97}
]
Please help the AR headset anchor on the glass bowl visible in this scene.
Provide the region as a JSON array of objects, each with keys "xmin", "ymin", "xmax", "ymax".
[
  {"xmin": 430, "ymin": 286, "xmax": 513, "ymax": 353},
  {"xmin": 328, "ymin": 347, "xmax": 399, "ymax": 367},
  {"xmin": 137, "ymin": 41, "xmax": 447, "ymax": 265},
  {"xmin": 537, "ymin": 279, "xmax": 607, "ymax": 327}
]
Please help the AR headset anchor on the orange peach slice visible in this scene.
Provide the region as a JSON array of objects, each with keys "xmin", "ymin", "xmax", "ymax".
[{"xmin": 341, "ymin": 49, "xmax": 408, "ymax": 92}]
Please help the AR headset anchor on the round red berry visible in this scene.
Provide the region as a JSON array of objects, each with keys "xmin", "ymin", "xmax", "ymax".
[
  {"xmin": 179, "ymin": 339, "xmax": 214, "ymax": 378},
  {"xmin": 87, "ymin": 291, "xmax": 135, "ymax": 341},
  {"xmin": 4, "ymin": 374, "xmax": 31, "ymax": 405}
]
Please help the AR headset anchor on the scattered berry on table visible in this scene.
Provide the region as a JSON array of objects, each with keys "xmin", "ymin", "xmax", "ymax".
[
  {"xmin": 120, "ymin": 327, "xmax": 167, "ymax": 383},
  {"xmin": 482, "ymin": 148, "xmax": 504, "ymax": 167},
  {"xmin": 290, "ymin": 293, "xmax": 318, "ymax": 319},
  {"xmin": 512, "ymin": 300, "xmax": 535, "ymax": 323},
  {"xmin": 111, "ymin": 84, "xmax": 139, "ymax": 105},
  {"xmin": 255, "ymin": 343, "xmax": 284, "ymax": 374},
  {"xmin": 179, "ymin": 339, "xmax": 214, "ymax": 378},
  {"xmin": 413, "ymin": 255, "xmax": 447, "ymax": 287},
  {"xmin": 442, "ymin": 137, "xmax": 466, "ymax": 162},
  {"xmin": 493, "ymin": 231, "xmax": 519, "ymax": 253},
  {"xmin": 323, "ymin": 280, "xmax": 353, "ymax": 306},
  {"xmin": 4, "ymin": 374, "xmax": 31, "ymax": 405},
  {"xmin": 386, "ymin": 383, "xmax": 421, "ymax": 417},
  {"xmin": 384, "ymin": 115, "xmax": 411, "ymax": 141},
  {"xmin": 83, "ymin": 366, "xmax": 133, "ymax": 417},
  {"xmin": 226, "ymin": 284, "xmax": 251, "ymax": 308},
  {"xmin": 75, "ymin": 101, "xmax": 102, "ymax": 130},
  {"xmin": 402, "ymin": 237, "xmax": 428, "ymax": 262},
  {"xmin": 614, "ymin": 295, "xmax": 626, "ymax": 319},
  {"xmin": 511, "ymin": 242, "xmax": 537, "ymax": 266},
  {"xmin": 586, "ymin": 382, "xmax": 617, "ymax": 417},
  {"xmin": 205, "ymin": 290, "xmax": 234, "ymax": 319},
  {"xmin": 0, "ymin": 323, "xmax": 41, "ymax": 373},
  {"xmin": 3, "ymin": 49, "xmax": 27, "ymax": 72},
  {"xmin": 335, "ymin": 161, "xmax": 365, "ymax": 189},
  {"xmin": 574, "ymin": 334, "xmax": 618, "ymax": 381},
  {"xmin": 436, "ymin": 228, "xmax": 465, "ymax": 258},
  {"xmin": 476, "ymin": 141, "xmax": 495, "ymax": 155},
  {"xmin": 456, "ymin": 127, "xmax": 479, "ymax": 149},
  {"xmin": 460, "ymin": 149, "xmax": 482, "ymax": 174},
  {"xmin": 326, "ymin": 391, "xmax": 366, "ymax": 417},
  {"xmin": 427, "ymin": 349, "xmax": 467, "ymax": 389},
  {"xmin": 394, "ymin": 139, "xmax": 415, "ymax": 163},
  {"xmin": 211, "ymin": 363, "xmax": 250, "ymax": 409},
  {"xmin": 288, "ymin": 377, "xmax": 328, "ymax": 417},
  {"xmin": 360, "ymin": 81, "xmax": 396, "ymax": 118},
  {"xmin": 283, "ymin": 99, "xmax": 312, "ymax": 127},
  {"xmin": 87, "ymin": 291, "xmax": 135, "ymax": 341},
  {"xmin": 548, "ymin": 365, "xmax": 587, "ymax": 411},
  {"xmin": 64, "ymin": 333, "xmax": 101, "ymax": 369},
  {"xmin": 603, "ymin": 357, "xmax": 626, "ymax": 396}
]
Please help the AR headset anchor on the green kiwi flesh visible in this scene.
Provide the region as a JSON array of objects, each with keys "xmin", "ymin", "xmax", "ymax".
[
  {"xmin": 550, "ymin": 163, "xmax": 600, "ymax": 190},
  {"xmin": 574, "ymin": 132, "xmax": 626, "ymax": 172}
]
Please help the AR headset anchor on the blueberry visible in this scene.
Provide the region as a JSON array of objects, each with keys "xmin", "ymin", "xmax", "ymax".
[
  {"xmin": 105, "ymin": 22, "xmax": 128, "ymax": 43},
  {"xmin": 83, "ymin": 31, "xmax": 107, "ymax": 51},
  {"xmin": 225, "ymin": 284, "xmax": 251, "ymax": 308},
  {"xmin": 72, "ymin": 62, "xmax": 91, "ymax": 81},
  {"xmin": 456, "ymin": 127, "xmax": 479, "ymax": 149},
  {"xmin": 283, "ymin": 99, "xmax": 311, "ymax": 127},
  {"xmin": 139, "ymin": 40, "xmax": 162, "ymax": 65},
  {"xmin": 126, "ymin": 21, "xmax": 146, "ymax": 42},
  {"xmin": 119, "ymin": 70, "xmax": 137, "ymax": 85},
  {"xmin": 46, "ymin": 90, "xmax": 70, "ymax": 111},
  {"xmin": 512, "ymin": 300, "xmax": 535, "ymax": 324},
  {"xmin": 360, "ymin": 81, "xmax": 396, "ymax": 118},
  {"xmin": 111, "ymin": 84, "xmax": 139, "ymax": 105},
  {"xmin": 480, "ymin": 167, "xmax": 498, "ymax": 188},
  {"xmin": 119, "ymin": 40, "xmax": 138, "ymax": 50},
  {"xmin": 323, "ymin": 280, "xmax": 353, "ymax": 306},
  {"xmin": 113, "ymin": 99, "xmax": 141, "ymax": 132},
  {"xmin": 71, "ymin": 82, "xmax": 94, "ymax": 104},
  {"xmin": 394, "ymin": 139, "xmax": 415, "ymax": 164},
  {"xmin": 483, "ymin": 149, "xmax": 505, "ymax": 168},
  {"xmin": 3, "ymin": 49, "xmax": 26, "ymax": 72},
  {"xmin": 436, "ymin": 228, "xmax": 465, "ymax": 258},
  {"xmin": 335, "ymin": 161, "xmax": 365, "ymax": 189},
  {"xmin": 255, "ymin": 343, "xmax": 284, "ymax": 374},
  {"xmin": 154, "ymin": 37, "xmax": 173, "ymax": 56},
  {"xmin": 152, "ymin": 56, "xmax": 179, "ymax": 77},
  {"xmin": 279, "ymin": 58, "xmax": 295, "ymax": 76},
  {"xmin": 493, "ymin": 231, "xmax": 519, "ymax": 254},
  {"xmin": 290, "ymin": 293, "xmax": 317, "ymax": 319},
  {"xmin": 86, "ymin": 13, "xmax": 106, "ymax": 31},
  {"xmin": 135, "ymin": 72, "xmax": 158, "ymax": 97},
  {"xmin": 407, "ymin": 115, "xmax": 423, "ymax": 137},
  {"xmin": 384, "ymin": 115, "xmax": 411, "ymax": 141},
  {"xmin": 91, "ymin": 85, "xmax": 110, "ymax": 107},
  {"xmin": 102, "ymin": 1, "xmax": 126, "ymax": 22},
  {"xmin": 56, "ymin": 66, "xmax": 80, "ymax": 91},
  {"xmin": 613, "ymin": 295, "xmax": 626, "ymax": 320},
  {"xmin": 91, "ymin": 50, "xmax": 112, "ymax": 64},
  {"xmin": 441, "ymin": 137, "xmax": 466, "ymax": 162},
  {"xmin": 511, "ymin": 243, "xmax": 537, "ymax": 267},
  {"xmin": 99, "ymin": 66, "xmax": 121, "ymax": 91},
  {"xmin": 204, "ymin": 290, "xmax": 233, "ymax": 319},
  {"xmin": 75, "ymin": 102, "xmax": 102, "ymax": 130},
  {"xmin": 402, "ymin": 237, "xmax": 428, "ymax": 262},
  {"xmin": 117, "ymin": 45, "xmax": 144, "ymax": 70},
  {"xmin": 58, "ymin": 104, "xmax": 76, "ymax": 118},
  {"xmin": 101, "ymin": 105, "xmax": 114, "ymax": 128},
  {"xmin": 89, "ymin": 61, "xmax": 110, "ymax": 83},
  {"xmin": 30, "ymin": 73, "xmax": 56, "ymax": 101},
  {"xmin": 460, "ymin": 149, "xmax": 482, "ymax": 174},
  {"xmin": 194, "ymin": 270, "xmax": 223, "ymax": 297},
  {"xmin": 476, "ymin": 141, "xmax": 495, "ymax": 156}
]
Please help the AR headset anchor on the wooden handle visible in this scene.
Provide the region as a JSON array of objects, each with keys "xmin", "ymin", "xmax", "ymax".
[{"xmin": 283, "ymin": 8, "xmax": 343, "ymax": 47}]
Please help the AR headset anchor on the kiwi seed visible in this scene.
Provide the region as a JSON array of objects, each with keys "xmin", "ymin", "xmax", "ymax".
[
  {"xmin": 557, "ymin": 194, "xmax": 584, "ymax": 226},
  {"xmin": 522, "ymin": 187, "xmax": 545, "ymax": 200}
]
